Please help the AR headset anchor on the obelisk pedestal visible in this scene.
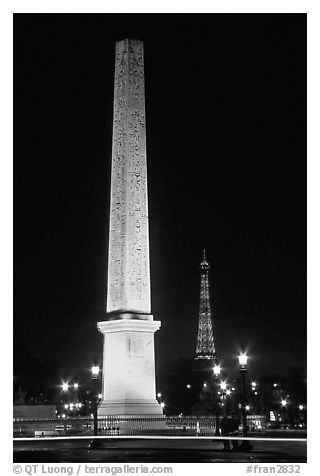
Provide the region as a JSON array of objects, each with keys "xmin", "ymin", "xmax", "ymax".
[
  {"xmin": 97, "ymin": 39, "xmax": 162, "ymax": 417},
  {"xmin": 98, "ymin": 320, "xmax": 162, "ymax": 415}
]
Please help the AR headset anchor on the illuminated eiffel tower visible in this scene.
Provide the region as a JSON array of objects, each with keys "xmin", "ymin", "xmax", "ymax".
[{"xmin": 194, "ymin": 250, "xmax": 217, "ymax": 370}]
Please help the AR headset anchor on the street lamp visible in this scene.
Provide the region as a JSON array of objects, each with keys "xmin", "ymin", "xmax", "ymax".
[
  {"xmin": 212, "ymin": 364, "xmax": 221, "ymax": 436},
  {"xmin": 61, "ymin": 382, "xmax": 69, "ymax": 392},
  {"xmin": 238, "ymin": 352, "xmax": 252, "ymax": 451},
  {"xmin": 91, "ymin": 365, "xmax": 100, "ymax": 436}
]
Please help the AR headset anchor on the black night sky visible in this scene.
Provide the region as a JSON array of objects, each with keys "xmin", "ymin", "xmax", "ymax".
[{"xmin": 14, "ymin": 14, "xmax": 306, "ymax": 394}]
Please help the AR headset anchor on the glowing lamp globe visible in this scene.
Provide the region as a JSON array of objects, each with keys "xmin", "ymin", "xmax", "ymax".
[
  {"xmin": 238, "ymin": 353, "xmax": 248, "ymax": 367},
  {"xmin": 213, "ymin": 365, "xmax": 221, "ymax": 377},
  {"xmin": 91, "ymin": 366, "xmax": 100, "ymax": 378}
]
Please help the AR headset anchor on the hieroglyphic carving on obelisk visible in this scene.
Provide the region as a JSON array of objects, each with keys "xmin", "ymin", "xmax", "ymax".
[
  {"xmin": 107, "ymin": 39, "xmax": 151, "ymax": 316},
  {"xmin": 98, "ymin": 39, "xmax": 162, "ymax": 416}
]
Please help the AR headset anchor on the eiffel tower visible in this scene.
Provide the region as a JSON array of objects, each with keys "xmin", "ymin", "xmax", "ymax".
[{"xmin": 194, "ymin": 250, "xmax": 217, "ymax": 371}]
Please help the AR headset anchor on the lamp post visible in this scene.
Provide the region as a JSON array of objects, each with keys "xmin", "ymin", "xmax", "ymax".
[
  {"xmin": 280, "ymin": 398, "xmax": 288, "ymax": 427},
  {"xmin": 238, "ymin": 353, "xmax": 248, "ymax": 435},
  {"xmin": 213, "ymin": 364, "xmax": 221, "ymax": 436},
  {"xmin": 91, "ymin": 365, "xmax": 100, "ymax": 436},
  {"xmin": 238, "ymin": 353, "xmax": 252, "ymax": 451}
]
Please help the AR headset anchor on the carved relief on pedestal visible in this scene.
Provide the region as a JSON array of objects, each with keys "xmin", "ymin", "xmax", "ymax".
[{"xmin": 107, "ymin": 39, "xmax": 151, "ymax": 315}]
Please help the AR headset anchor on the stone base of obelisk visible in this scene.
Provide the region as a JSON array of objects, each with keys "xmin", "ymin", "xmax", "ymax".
[
  {"xmin": 98, "ymin": 400, "xmax": 163, "ymax": 416},
  {"xmin": 97, "ymin": 319, "xmax": 163, "ymax": 422}
]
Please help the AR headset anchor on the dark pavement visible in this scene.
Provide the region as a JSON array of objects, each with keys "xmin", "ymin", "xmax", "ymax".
[{"xmin": 13, "ymin": 438, "xmax": 307, "ymax": 463}]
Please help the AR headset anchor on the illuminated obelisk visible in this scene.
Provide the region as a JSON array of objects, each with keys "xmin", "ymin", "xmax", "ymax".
[{"xmin": 97, "ymin": 39, "xmax": 162, "ymax": 416}]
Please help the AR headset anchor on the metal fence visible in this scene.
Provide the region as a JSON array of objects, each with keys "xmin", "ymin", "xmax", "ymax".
[{"xmin": 13, "ymin": 415, "xmax": 271, "ymax": 438}]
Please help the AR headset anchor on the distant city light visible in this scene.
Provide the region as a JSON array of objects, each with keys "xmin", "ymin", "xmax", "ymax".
[
  {"xmin": 220, "ymin": 381, "xmax": 227, "ymax": 390},
  {"xmin": 254, "ymin": 391, "xmax": 258, "ymax": 395},
  {"xmin": 299, "ymin": 405, "xmax": 304, "ymax": 410},
  {"xmin": 160, "ymin": 402, "xmax": 165, "ymax": 408},
  {"xmin": 157, "ymin": 392, "xmax": 162, "ymax": 398},
  {"xmin": 226, "ymin": 389, "xmax": 231, "ymax": 396},
  {"xmin": 203, "ymin": 383, "xmax": 207, "ymax": 387},
  {"xmin": 245, "ymin": 405, "xmax": 250, "ymax": 411},
  {"xmin": 232, "ymin": 387, "xmax": 236, "ymax": 391},
  {"xmin": 186, "ymin": 384, "xmax": 191, "ymax": 389},
  {"xmin": 281, "ymin": 399, "xmax": 287, "ymax": 406},
  {"xmin": 251, "ymin": 381, "xmax": 256, "ymax": 387},
  {"xmin": 78, "ymin": 403, "xmax": 82, "ymax": 408},
  {"xmin": 69, "ymin": 403, "xmax": 74, "ymax": 410},
  {"xmin": 273, "ymin": 383, "xmax": 277, "ymax": 387},
  {"xmin": 64, "ymin": 404, "xmax": 68, "ymax": 409},
  {"xmin": 74, "ymin": 383, "xmax": 79, "ymax": 390},
  {"xmin": 62, "ymin": 414, "xmax": 66, "ymax": 418}
]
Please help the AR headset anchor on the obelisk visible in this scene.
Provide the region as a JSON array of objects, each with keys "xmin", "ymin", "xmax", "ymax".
[{"xmin": 97, "ymin": 39, "xmax": 162, "ymax": 416}]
